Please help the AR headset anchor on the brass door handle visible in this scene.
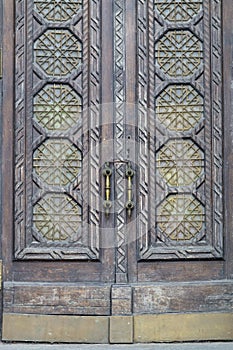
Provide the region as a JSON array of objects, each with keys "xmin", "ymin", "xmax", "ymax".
[
  {"xmin": 103, "ymin": 162, "xmax": 112, "ymax": 216},
  {"xmin": 125, "ymin": 163, "xmax": 134, "ymax": 217}
]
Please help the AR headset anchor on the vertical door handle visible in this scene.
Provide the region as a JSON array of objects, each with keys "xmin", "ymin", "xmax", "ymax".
[
  {"xmin": 103, "ymin": 162, "xmax": 112, "ymax": 216},
  {"xmin": 125, "ymin": 162, "xmax": 134, "ymax": 217}
]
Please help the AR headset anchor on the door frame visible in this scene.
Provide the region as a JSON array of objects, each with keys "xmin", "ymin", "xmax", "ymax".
[{"xmin": 1, "ymin": 0, "xmax": 233, "ymax": 343}]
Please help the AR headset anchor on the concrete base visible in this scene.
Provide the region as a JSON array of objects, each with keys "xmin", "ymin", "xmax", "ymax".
[{"xmin": 0, "ymin": 343, "xmax": 233, "ymax": 350}]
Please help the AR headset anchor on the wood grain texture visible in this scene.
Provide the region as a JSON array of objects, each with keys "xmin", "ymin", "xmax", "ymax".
[
  {"xmin": 223, "ymin": 0, "xmax": 233, "ymax": 279},
  {"xmin": 133, "ymin": 281, "xmax": 233, "ymax": 314},
  {"xmin": 1, "ymin": 1, "xmax": 233, "ymax": 340},
  {"xmin": 111, "ymin": 285, "xmax": 132, "ymax": 315},
  {"xmin": 3, "ymin": 283, "xmax": 111, "ymax": 315},
  {"xmin": 211, "ymin": 0, "xmax": 224, "ymax": 255}
]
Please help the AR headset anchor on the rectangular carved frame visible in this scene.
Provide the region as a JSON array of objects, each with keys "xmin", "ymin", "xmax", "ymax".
[
  {"xmin": 14, "ymin": 0, "xmax": 102, "ymax": 260},
  {"xmin": 137, "ymin": 0, "xmax": 223, "ymax": 260}
]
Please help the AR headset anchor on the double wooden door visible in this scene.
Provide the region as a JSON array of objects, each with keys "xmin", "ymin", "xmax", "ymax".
[{"xmin": 1, "ymin": 0, "xmax": 233, "ymax": 343}]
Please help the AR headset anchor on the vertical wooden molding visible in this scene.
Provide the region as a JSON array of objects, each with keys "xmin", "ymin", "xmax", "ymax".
[
  {"xmin": 0, "ymin": 48, "xmax": 2, "ymax": 79},
  {"xmin": 114, "ymin": 0, "xmax": 128, "ymax": 283},
  {"xmin": 0, "ymin": 260, "xmax": 2, "ymax": 288}
]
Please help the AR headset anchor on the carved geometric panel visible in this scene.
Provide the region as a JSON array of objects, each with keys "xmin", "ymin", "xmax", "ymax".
[
  {"xmin": 33, "ymin": 194, "xmax": 82, "ymax": 242},
  {"xmin": 33, "ymin": 84, "xmax": 82, "ymax": 132},
  {"xmin": 137, "ymin": 0, "xmax": 223, "ymax": 260},
  {"xmin": 156, "ymin": 30, "xmax": 203, "ymax": 77},
  {"xmin": 157, "ymin": 194, "xmax": 205, "ymax": 241},
  {"xmin": 157, "ymin": 139, "xmax": 204, "ymax": 187},
  {"xmin": 34, "ymin": 29, "xmax": 82, "ymax": 76},
  {"xmin": 154, "ymin": 0, "xmax": 202, "ymax": 23},
  {"xmin": 34, "ymin": 0, "xmax": 82, "ymax": 22},
  {"xmin": 14, "ymin": 0, "xmax": 101, "ymax": 260},
  {"xmin": 156, "ymin": 85, "xmax": 203, "ymax": 132},
  {"xmin": 33, "ymin": 139, "xmax": 82, "ymax": 186}
]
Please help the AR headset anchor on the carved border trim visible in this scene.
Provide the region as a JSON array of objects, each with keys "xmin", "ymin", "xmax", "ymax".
[
  {"xmin": 14, "ymin": 0, "xmax": 101, "ymax": 260},
  {"xmin": 114, "ymin": 0, "xmax": 128, "ymax": 282}
]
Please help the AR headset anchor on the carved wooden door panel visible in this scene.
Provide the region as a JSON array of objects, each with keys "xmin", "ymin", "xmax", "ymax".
[
  {"xmin": 2, "ymin": 0, "xmax": 116, "ymax": 326},
  {"xmin": 111, "ymin": 0, "xmax": 233, "ymax": 320},
  {"xmin": 133, "ymin": 0, "xmax": 224, "ymax": 280},
  {"xmin": 114, "ymin": 0, "xmax": 225, "ymax": 277},
  {"xmin": 1, "ymin": 0, "xmax": 233, "ymax": 343}
]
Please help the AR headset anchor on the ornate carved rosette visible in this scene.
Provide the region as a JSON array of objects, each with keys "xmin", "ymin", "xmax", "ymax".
[
  {"xmin": 34, "ymin": 30, "xmax": 82, "ymax": 76},
  {"xmin": 157, "ymin": 194, "xmax": 205, "ymax": 241},
  {"xmin": 156, "ymin": 139, "xmax": 204, "ymax": 187},
  {"xmin": 33, "ymin": 194, "xmax": 82, "ymax": 242},
  {"xmin": 156, "ymin": 85, "xmax": 203, "ymax": 132},
  {"xmin": 33, "ymin": 139, "xmax": 82, "ymax": 186},
  {"xmin": 33, "ymin": 84, "xmax": 82, "ymax": 131},
  {"xmin": 156, "ymin": 30, "xmax": 203, "ymax": 77}
]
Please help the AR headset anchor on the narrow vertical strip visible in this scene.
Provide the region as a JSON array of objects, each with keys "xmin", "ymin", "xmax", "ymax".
[{"xmin": 114, "ymin": 0, "xmax": 127, "ymax": 282}]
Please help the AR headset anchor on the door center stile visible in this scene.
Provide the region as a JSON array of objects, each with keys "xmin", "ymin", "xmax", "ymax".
[{"xmin": 114, "ymin": 0, "xmax": 128, "ymax": 283}]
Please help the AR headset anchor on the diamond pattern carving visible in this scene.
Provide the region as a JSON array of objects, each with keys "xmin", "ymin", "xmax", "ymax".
[
  {"xmin": 154, "ymin": 0, "xmax": 202, "ymax": 22},
  {"xmin": 156, "ymin": 30, "xmax": 203, "ymax": 77},
  {"xmin": 34, "ymin": 0, "xmax": 82, "ymax": 22},
  {"xmin": 157, "ymin": 194, "xmax": 204, "ymax": 241},
  {"xmin": 157, "ymin": 139, "xmax": 204, "ymax": 187},
  {"xmin": 156, "ymin": 85, "xmax": 203, "ymax": 132},
  {"xmin": 34, "ymin": 84, "xmax": 82, "ymax": 132},
  {"xmin": 33, "ymin": 194, "xmax": 82, "ymax": 242},
  {"xmin": 33, "ymin": 139, "xmax": 82, "ymax": 186},
  {"xmin": 34, "ymin": 29, "xmax": 82, "ymax": 76}
]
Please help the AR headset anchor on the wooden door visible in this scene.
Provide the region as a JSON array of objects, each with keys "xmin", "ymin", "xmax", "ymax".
[
  {"xmin": 2, "ymin": 0, "xmax": 115, "ymax": 335},
  {"xmin": 1, "ymin": 0, "xmax": 233, "ymax": 344}
]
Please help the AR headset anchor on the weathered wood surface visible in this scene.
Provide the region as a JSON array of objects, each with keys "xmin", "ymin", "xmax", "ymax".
[
  {"xmin": 4, "ymin": 281, "xmax": 233, "ymax": 316},
  {"xmin": 1, "ymin": 1, "xmax": 233, "ymax": 342},
  {"xmin": 133, "ymin": 281, "xmax": 233, "ymax": 314},
  {"xmin": 4, "ymin": 283, "xmax": 111, "ymax": 315}
]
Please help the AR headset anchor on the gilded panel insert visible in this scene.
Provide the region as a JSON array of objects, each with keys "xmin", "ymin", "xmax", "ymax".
[
  {"xmin": 33, "ymin": 139, "xmax": 82, "ymax": 187},
  {"xmin": 157, "ymin": 194, "xmax": 205, "ymax": 241},
  {"xmin": 34, "ymin": 0, "xmax": 82, "ymax": 22},
  {"xmin": 156, "ymin": 30, "xmax": 203, "ymax": 78},
  {"xmin": 154, "ymin": 0, "xmax": 202, "ymax": 23},
  {"xmin": 157, "ymin": 139, "xmax": 204, "ymax": 187},
  {"xmin": 33, "ymin": 194, "xmax": 82, "ymax": 242},
  {"xmin": 156, "ymin": 85, "xmax": 203, "ymax": 132},
  {"xmin": 34, "ymin": 29, "xmax": 82, "ymax": 77},
  {"xmin": 33, "ymin": 84, "xmax": 82, "ymax": 132}
]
